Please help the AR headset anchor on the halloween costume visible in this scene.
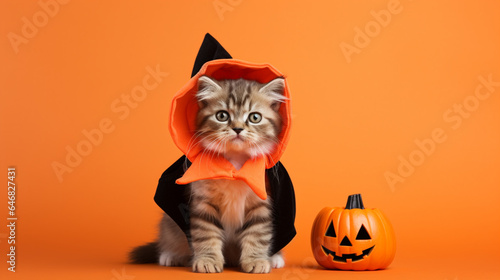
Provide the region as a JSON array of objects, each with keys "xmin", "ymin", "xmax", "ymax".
[{"xmin": 153, "ymin": 34, "xmax": 296, "ymax": 255}]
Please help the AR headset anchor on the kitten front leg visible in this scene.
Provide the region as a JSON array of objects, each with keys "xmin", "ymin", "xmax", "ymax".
[
  {"xmin": 190, "ymin": 202, "xmax": 225, "ymax": 273},
  {"xmin": 237, "ymin": 204, "xmax": 274, "ymax": 273},
  {"xmin": 271, "ymin": 251, "xmax": 285, "ymax": 268}
]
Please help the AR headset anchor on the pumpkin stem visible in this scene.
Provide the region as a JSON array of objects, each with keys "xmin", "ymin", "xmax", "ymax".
[{"xmin": 345, "ymin": 194, "xmax": 365, "ymax": 209}]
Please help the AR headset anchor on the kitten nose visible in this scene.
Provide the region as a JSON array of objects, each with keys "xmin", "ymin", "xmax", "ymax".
[{"xmin": 233, "ymin": 128, "xmax": 244, "ymax": 134}]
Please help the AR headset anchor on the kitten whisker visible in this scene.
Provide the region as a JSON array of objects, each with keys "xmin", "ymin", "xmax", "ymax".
[
  {"xmin": 186, "ymin": 130, "xmax": 214, "ymax": 156},
  {"xmin": 199, "ymin": 134, "xmax": 227, "ymax": 168},
  {"xmin": 199, "ymin": 137, "xmax": 219, "ymax": 164}
]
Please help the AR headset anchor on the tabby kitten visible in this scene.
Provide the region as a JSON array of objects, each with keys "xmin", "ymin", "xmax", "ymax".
[{"xmin": 132, "ymin": 76, "xmax": 287, "ymax": 273}]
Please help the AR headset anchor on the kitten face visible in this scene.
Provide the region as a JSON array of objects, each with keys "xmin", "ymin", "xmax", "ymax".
[{"xmin": 194, "ymin": 76, "xmax": 286, "ymax": 159}]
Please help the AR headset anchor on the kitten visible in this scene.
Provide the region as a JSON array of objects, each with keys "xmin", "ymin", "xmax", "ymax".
[{"xmin": 130, "ymin": 76, "xmax": 287, "ymax": 273}]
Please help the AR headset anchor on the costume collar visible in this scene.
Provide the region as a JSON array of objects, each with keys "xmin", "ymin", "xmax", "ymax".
[{"xmin": 176, "ymin": 155, "xmax": 268, "ymax": 200}]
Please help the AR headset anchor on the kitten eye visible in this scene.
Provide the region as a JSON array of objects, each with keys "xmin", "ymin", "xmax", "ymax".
[
  {"xmin": 215, "ymin": 110, "xmax": 230, "ymax": 122},
  {"xmin": 248, "ymin": 112, "xmax": 262, "ymax": 124}
]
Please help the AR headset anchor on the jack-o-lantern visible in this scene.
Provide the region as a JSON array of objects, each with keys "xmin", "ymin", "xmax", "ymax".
[{"xmin": 311, "ymin": 194, "xmax": 396, "ymax": 270}]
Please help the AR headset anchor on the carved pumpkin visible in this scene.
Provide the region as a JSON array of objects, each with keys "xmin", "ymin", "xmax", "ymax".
[{"xmin": 311, "ymin": 194, "xmax": 396, "ymax": 270}]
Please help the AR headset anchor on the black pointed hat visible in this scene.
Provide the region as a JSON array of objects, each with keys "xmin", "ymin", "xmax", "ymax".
[{"xmin": 191, "ymin": 33, "xmax": 232, "ymax": 77}]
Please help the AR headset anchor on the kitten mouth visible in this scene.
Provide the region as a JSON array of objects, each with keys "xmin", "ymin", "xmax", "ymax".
[
  {"xmin": 231, "ymin": 135, "xmax": 245, "ymax": 142},
  {"xmin": 228, "ymin": 136, "xmax": 249, "ymax": 149}
]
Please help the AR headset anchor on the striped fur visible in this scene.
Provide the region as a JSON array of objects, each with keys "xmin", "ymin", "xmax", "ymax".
[
  {"xmin": 189, "ymin": 179, "xmax": 274, "ymax": 273},
  {"xmin": 146, "ymin": 77, "xmax": 286, "ymax": 273}
]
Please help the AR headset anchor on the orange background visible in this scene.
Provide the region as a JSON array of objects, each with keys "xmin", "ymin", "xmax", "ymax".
[{"xmin": 1, "ymin": 1, "xmax": 499, "ymax": 279}]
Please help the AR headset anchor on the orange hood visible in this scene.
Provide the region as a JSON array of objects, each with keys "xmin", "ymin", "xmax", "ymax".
[{"xmin": 169, "ymin": 59, "xmax": 292, "ymax": 199}]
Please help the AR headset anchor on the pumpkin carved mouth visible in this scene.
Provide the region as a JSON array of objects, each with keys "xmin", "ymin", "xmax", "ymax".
[{"xmin": 321, "ymin": 245, "xmax": 375, "ymax": 263}]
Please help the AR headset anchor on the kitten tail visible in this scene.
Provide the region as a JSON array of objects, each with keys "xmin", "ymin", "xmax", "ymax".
[{"xmin": 129, "ymin": 242, "xmax": 159, "ymax": 264}]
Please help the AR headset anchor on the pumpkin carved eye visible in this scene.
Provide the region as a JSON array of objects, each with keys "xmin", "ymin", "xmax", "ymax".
[
  {"xmin": 356, "ymin": 225, "xmax": 371, "ymax": 240},
  {"xmin": 325, "ymin": 221, "xmax": 336, "ymax": 237}
]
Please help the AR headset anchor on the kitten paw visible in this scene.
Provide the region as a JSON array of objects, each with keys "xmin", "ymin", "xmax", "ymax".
[
  {"xmin": 159, "ymin": 252, "xmax": 175, "ymax": 266},
  {"xmin": 192, "ymin": 258, "xmax": 223, "ymax": 273},
  {"xmin": 271, "ymin": 253, "xmax": 285, "ymax": 269},
  {"xmin": 241, "ymin": 259, "xmax": 271, "ymax": 273},
  {"xmin": 159, "ymin": 252, "xmax": 189, "ymax": 267}
]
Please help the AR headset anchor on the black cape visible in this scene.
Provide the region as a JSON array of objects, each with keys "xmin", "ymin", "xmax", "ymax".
[{"xmin": 153, "ymin": 34, "xmax": 296, "ymax": 255}]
